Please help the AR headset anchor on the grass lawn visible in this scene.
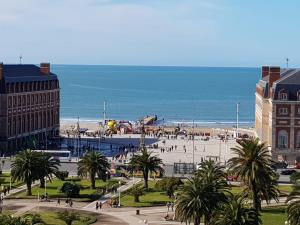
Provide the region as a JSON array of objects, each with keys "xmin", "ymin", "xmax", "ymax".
[
  {"xmin": 230, "ymin": 185, "xmax": 293, "ymax": 196},
  {"xmin": 120, "ymin": 180, "xmax": 172, "ymax": 207},
  {"xmin": 261, "ymin": 206, "xmax": 287, "ymax": 225},
  {"xmin": 9, "ymin": 178, "xmax": 121, "ymax": 202},
  {"xmin": 25, "ymin": 210, "xmax": 97, "ymax": 225},
  {"xmin": 0, "ymin": 173, "xmax": 24, "ymax": 189}
]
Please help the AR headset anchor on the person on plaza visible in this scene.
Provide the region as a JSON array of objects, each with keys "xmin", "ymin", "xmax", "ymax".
[
  {"xmin": 166, "ymin": 202, "xmax": 171, "ymax": 212},
  {"xmin": 7, "ymin": 186, "xmax": 10, "ymax": 194},
  {"xmin": 57, "ymin": 198, "xmax": 60, "ymax": 205},
  {"xmin": 69, "ymin": 199, "xmax": 73, "ymax": 207},
  {"xmin": 171, "ymin": 202, "xmax": 174, "ymax": 211},
  {"xmin": 96, "ymin": 202, "xmax": 99, "ymax": 210},
  {"xmin": 99, "ymin": 201, "xmax": 102, "ymax": 210}
]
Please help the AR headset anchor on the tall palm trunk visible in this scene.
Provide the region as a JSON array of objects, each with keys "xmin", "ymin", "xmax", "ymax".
[
  {"xmin": 143, "ymin": 169, "xmax": 149, "ymax": 189},
  {"xmin": 39, "ymin": 177, "xmax": 45, "ymax": 188},
  {"xmin": 251, "ymin": 180, "xmax": 260, "ymax": 225},
  {"xmin": 90, "ymin": 172, "xmax": 96, "ymax": 189},
  {"xmin": 204, "ymin": 214, "xmax": 211, "ymax": 225},
  {"xmin": 26, "ymin": 178, "xmax": 32, "ymax": 196},
  {"xmin": 194, "ymin": 216, "xmax": 200, "ymax": 225}
]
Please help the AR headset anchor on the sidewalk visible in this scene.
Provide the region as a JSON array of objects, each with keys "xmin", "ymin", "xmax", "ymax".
[{"xmin": 83, "ymin": 178, "xmax": 141, "ymax": 209}]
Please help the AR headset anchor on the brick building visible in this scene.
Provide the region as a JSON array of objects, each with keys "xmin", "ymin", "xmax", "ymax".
[
  {"xmin": 255, "ymin": 66, "xmax": 300, "ymax": 164},
  {"xmin": 0, "ymin": 63, "xmax": 60, "ymax": 155}
]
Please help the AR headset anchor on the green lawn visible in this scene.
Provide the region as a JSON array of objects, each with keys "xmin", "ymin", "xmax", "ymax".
[
  {"xmin": 230, "ymin": 185, "xmax": 293, "ymax": 196},
  {"xmin": 120, "ymin": 180, "xmax": 173, "ymax": 207},
  {"xmin": 261, "ymin": 206, "xmax": 287, "ymax": 225},
  {"xmin": 0, "ymin": 173, "xmax": 24, "ymax": 189},
  {"xmin": 9, "ymin": 178, "xmax": 121, "ymax": 202},
  {"xmin": 25, "ymin": 210, "xmax": 97, "ymax": 225}
]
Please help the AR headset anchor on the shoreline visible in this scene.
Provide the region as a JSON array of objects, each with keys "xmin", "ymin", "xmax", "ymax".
[
  {"xmin": 60, "ymin": 119, "xmax": 255, "ymax": 137},
  {"xmin": 60, "ymin": 118, "xmax": 254, "ymax": 129}
]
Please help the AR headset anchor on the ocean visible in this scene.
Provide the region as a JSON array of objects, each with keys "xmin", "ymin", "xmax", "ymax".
[{"xmin": 52, "ymin": 65, "xmax": 260, "ymax": 127}]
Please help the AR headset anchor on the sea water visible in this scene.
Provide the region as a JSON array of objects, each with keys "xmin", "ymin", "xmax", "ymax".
[{"xmin": 52, "ymin": 65, "xmax": 260, "ymax": 127}]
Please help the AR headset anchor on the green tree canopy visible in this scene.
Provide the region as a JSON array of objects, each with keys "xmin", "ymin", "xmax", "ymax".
[
  {"xmin": 78, "ymin": 151, "xmax": 110, "ymax": 189},
  {"xmin": 130, "ymin": 148, "xmax": 164, "ymax": 189},
  {"xmin": 228, "ymin": 138, "xmax": 279, "ymax": 213}
]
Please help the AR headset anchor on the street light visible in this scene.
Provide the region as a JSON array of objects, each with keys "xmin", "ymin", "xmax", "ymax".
[{"xmin": 118, "ymin": 180, "xmax": 121, "ymax": 207}]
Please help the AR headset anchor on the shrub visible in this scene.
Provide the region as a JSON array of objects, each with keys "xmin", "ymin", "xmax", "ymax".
[
  {"xmin": 129, "ymin": 184, "xmax": 144, "ymax": 202},
  {"xmin": 155, "ymin": 177, "xmax": 183, "ymax": 197},
  {"xmin": 55, "ymin": 171, "xmax": 69, "ymax": 181},
  {"xmin": 61, "ymin": 182, "xmax": 80, "ymax": 197},
  {"xmin": 57, "ymin": 211, "xmax": 79, "ymax": 225},
  {"xmin": 290, "ymin": 172, "xmax": 300, "ymax": 184}
]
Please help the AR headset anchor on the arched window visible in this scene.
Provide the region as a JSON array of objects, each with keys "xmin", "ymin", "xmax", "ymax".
[
  {"xmin": 278, "ymin": 89, "xmax": 288, "ymax": 100},
  {"xmin": 296, "ymin": 131, "xmax": 300, "ymax": 148},
  {"xmin": 278, "ymin": 130, "xmax": 288, "ymax": 149}
]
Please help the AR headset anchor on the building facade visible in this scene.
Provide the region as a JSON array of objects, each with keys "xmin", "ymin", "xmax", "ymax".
[
  {"xmin": 255, "ymin": 66, "xmax": 300, "ymax": 164},
  {"xmin": 0, "ymin": 63, "xmax": 60, "ymax": 155}
]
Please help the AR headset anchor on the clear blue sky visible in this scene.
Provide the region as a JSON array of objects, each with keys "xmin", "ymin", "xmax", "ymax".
[{"xmin": 0, "ymin": 0, "xmax": 299, "ymax": 67}]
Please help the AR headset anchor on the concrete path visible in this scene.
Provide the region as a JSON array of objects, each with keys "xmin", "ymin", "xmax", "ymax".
[{"xmin": 83, "ymin": 178, "xmax": 141, "ymax": 209}]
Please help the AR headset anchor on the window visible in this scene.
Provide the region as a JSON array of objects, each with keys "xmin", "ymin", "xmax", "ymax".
[
  {"xmin": 278, "ymin": 130, "xmax": 288, "ymax": 149},
  {"xmin": 279, "ymin": 90, "xmax": 288, "ymax": 100},
  {"xmin": 279, "ymin": 108, "xmax": 288, "ymax": 115},
  {"xmin": 296, "ymin": 131, "xmax": 300, "ymax": 148}
]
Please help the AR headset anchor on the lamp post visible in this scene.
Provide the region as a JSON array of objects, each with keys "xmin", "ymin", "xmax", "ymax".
[
  {"xmin": 9, "ymin": 168, "xmax": 12, "ymax": 190},
  {"xmin": 118, "ymin": 180, "xmax": 121, "ymax": 207},
  {"xmin": 44, "ymin": 177, "xmax": 47, "ymax": 197}
]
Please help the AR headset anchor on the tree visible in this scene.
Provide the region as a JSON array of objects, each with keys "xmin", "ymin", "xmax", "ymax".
[
  {"xmin": 61, "ymin": 182, "xmax": 80, "ymax": 198},
  {"xmin": 11, "ymin": 149, "xmax": 40, "ymax": 196},
  {"xmin": 130, "ymin": 148, "xmax": 164, "ymax": 189},
  {"xmin": 228, "ymin": 138, "xmax": 279, "ymax": 213},
  {"xmin": 209, "ymin": 195, "xmax": 261, "ymax": 225},
  {"xmin": 175, "ymin": 160, "xmax": 228, "ymax": 225},
  {"xmin": 36, "ymin": 152, "xmax": 60, "ymax": 188},
  {"xmin": 129, "ymin": 184, "xmax": 144, "ymax": 202},
  {"xmin": 155, "ymin": 177, "xmax": 183, "ymax": 198},
  {"xmin": 57, "ymin": 211, "xmax": 79, "ymax": 225},
  {"xmin": 286, "ymin": 184, "xmax": 300, "ymax": 225},
  {"xmin": 77, "ymin": 151, "xmax": 110, "ymax": 189}
]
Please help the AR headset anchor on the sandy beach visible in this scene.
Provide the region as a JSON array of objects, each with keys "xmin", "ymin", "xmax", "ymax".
[{"xmin": 59, "ymin": 120, "xmax": 255, "ymax": 166}]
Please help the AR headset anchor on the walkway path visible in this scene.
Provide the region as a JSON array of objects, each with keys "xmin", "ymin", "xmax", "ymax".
[{"xmin": 83, "ymin": 178, "xmax": 141, "ymax": 209}]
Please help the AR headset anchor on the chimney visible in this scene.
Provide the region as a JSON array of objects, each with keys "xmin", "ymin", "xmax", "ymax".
[
  {"xmin": 269, "ymin": 66, "xmax": 280, "ymax": 97},
  {"xmin": 40, "ymin": 63, "xmax": 50, "ymax": 75},
  {"xmin": 261, "ymin": 66, "xmax": 269, "ymax": 78},
  {"xmin": 0, "ymin": 63, "xmax": 3, "ymax": 80}
]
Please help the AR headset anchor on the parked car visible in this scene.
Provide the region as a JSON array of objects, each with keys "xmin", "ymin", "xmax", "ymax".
[
  {"xmin": 271, "ymin": 161, "xmax": 288, "ymax": 169},
  {"xmin": 281, "ymin": 169, "xmax": 297, "ymax": 175},
  {"xmin": 294, "ymin": 163, "xmax": 300, "ymax": 169}
]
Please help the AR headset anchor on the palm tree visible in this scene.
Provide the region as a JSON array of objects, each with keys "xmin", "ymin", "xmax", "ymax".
[
  {"xmin": 286, "ymin": 184, "xmax": 300, "ymax": 225},
  {"xmin": 77, "ymin": 151, "xmax": 110, "ymax": 189},
  {"xmin": 228, "ymin": 138, "xmax": 279, "ymax": 213},
  {"xmin": 209, "ymin": 195, "xmax": 261, "ymax": 225},
  {"xmin": 11, "ymin": 149, "xmax": 40, "ymax": 196},
  {"xmin": 36, "ymin": 152, "xmax": 60, "ymax": 188},
  {"xmin": 175, "ymin": 160, "xmax": 228, "ymax": 225},
  {"xmin": 130, "ymin": 148, "xmax": 164, "ymax": 189}
]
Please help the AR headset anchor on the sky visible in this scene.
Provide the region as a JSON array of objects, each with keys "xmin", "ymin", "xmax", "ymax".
[{"xmin": 0, "ymin": 0, "xmax": 299, "ymax": 67}]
